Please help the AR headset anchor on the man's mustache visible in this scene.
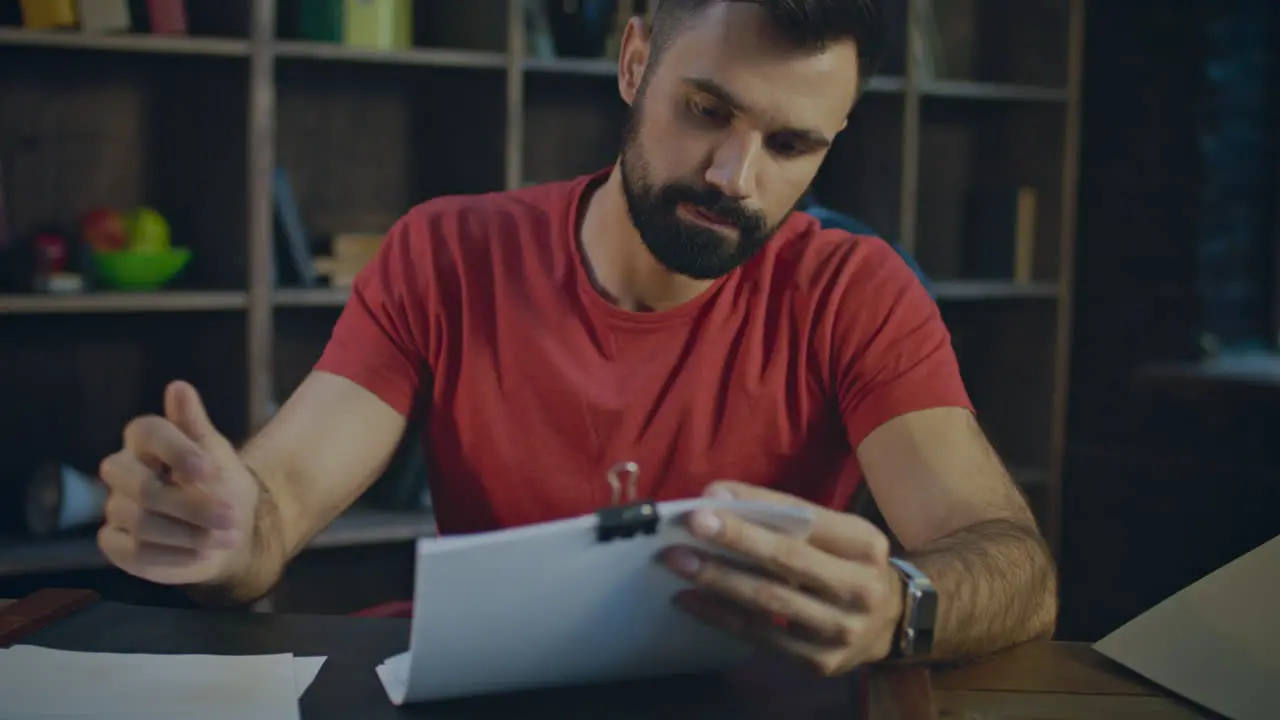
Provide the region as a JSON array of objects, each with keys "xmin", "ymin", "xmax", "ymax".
[{"xmin": 659, "ymin": 184, "xmax": 766, "ymax": 232}]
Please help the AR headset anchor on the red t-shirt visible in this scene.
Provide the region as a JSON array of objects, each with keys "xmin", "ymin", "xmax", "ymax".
[{"xmin": 314, "ymin": 169, "xmax": 972, "ymax": 535}]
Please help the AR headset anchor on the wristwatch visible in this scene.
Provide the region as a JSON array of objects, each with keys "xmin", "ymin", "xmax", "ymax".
[{"xmin": 887, "ymin": 557, "xmax": 937, "ymax": 659}]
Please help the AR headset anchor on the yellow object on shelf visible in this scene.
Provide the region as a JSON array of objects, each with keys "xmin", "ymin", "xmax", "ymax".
[
  {"xmin": 342, "ymin": 0, "xmax": 412, "ymax": 51},
  {"xmin": 20, "ymin": 0, "xmax": 77, "ymax": 29},
  {"xmin": 125, "ymin": 206, "xmax": 172, "ymax": 252}
]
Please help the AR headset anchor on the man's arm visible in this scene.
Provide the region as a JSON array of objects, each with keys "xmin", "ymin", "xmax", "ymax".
[
  {"xmin": 218, "ymin": 371, "xmax": 409, "ymax": 602},
  {"xmin": 661, "ymin": 240, "xmax": 1052, "ymax": 670},
  {"xmin": 198, "ymin": 210, "xmax": 433, "ymax": 605},
  {"xmin": 857, "ymin": 406, "xmax": 1058, "ymax": 659}
]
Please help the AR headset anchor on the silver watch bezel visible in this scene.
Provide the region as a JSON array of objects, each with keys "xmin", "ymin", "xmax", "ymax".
[{"xmin": 888, "ymin": 557, "xmax": 937, "ymax": 657}]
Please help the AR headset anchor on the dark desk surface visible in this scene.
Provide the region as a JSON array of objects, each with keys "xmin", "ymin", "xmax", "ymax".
[{"xmin": 4, "ymin": 596, "xmax": 1219, "ymax": 720}]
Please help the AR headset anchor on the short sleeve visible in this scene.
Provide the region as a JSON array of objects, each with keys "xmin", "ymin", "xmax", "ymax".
[
  {"xmin": 312, "ymin": 214, "xmax": 431, "ymax": 417},
  {"xmin": 825, "ymin": 239, "xmax": 973, "ymax": 451}
]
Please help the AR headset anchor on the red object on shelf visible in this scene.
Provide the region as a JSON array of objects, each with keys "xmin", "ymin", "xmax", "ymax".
[
  {"xmin": 147, "ymin": 0, "xmax": 188, "ymax": 35},
  {"xmin": 80, "ymin": 207, "xmax": 128, "ymax": 253},
  {"xmin": 32, "ymin": 233, "xmax": 69, "ymax": 275}
]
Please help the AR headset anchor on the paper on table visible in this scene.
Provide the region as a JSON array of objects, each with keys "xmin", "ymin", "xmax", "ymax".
[
  {"xmin": 292, "ymin": 655, "xmax": 327, "ymax": 697},
  {"xmin": 0, "ymin": 645, "xmax": 326, "ymax": 720},
  {"xmin": 1093, "ymin": 533, "xmax": 1280, "ymax": 720},
  {"xmin": 376, "ymin": 497, "xmax": 814, "ymax": 705}
]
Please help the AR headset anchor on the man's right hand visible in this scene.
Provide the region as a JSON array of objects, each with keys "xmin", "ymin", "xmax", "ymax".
[{"xmin": 98, "ymin": 380, "xmax": 261, "ymax": 588}]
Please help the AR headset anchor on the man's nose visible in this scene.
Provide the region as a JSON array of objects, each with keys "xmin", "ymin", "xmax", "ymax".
[{"xmin": 703, "ymin": 132, "xmax": 761, "ymax": 199}]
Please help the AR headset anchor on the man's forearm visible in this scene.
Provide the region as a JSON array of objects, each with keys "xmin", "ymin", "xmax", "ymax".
[
  {"xmin": 903, "ymin": 518, "xmax": 1058, "ymax": 660},
  {"xmin": 184, "ymin": 461, "xmax": 290, "ymax": 608}
]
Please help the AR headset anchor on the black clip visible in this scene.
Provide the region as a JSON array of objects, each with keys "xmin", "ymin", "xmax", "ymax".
[{"xmin": 595, "ymin": 461, "xmax": 660, "ymax": 542}]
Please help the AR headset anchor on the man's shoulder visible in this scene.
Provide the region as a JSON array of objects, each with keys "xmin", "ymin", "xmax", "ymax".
[
  {"xmin": 367, "ymin": 175, "xmax": 593, "ymax": 298},
  {"xmin": 393, "ymin": 175, "xmax": 588, "ymax": 248},
  {"xmin": 764, "ymin": 214, "xmax": 919, "ymax": 297}
]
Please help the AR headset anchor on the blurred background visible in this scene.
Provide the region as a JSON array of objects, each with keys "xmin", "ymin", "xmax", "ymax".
[{"xmin": 0, "ymin": 0, "xmax": 1275, "ymax": 644}]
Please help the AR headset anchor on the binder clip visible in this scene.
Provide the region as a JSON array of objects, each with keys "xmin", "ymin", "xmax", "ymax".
[{"xmin": 595, "ymin": 461, "xmax": 660, "ymax": 542}]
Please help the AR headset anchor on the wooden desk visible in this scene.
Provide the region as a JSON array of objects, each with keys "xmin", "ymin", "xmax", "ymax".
[
  {"xmin": 928, "ymin": 641, "xmax": 1220, "ymax": 719},
  {"xmin": 1, "ymin": 593, "xmax": 1217, "ymax": 719}
]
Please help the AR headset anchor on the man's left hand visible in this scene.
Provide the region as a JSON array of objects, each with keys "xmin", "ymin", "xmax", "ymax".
[{"xmin": 661, "ymin": 481, "xmax": 904, "ymax": 677}]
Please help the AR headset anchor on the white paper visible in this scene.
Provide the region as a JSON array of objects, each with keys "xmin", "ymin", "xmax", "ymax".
[
  {"xmin": 291, "ymin": 655, "xmax": 327, "ymax": 697},
  {"xmin": 376, "ymin": 497, "xmax": 814, "ymax": 704},
  {"xmin": 0, "ymin": 645, "xmax": 326, "ymax": 720},
  {"xmin": 1093, "ymin": 533, "xmax": 1280, "ymax": 720}
]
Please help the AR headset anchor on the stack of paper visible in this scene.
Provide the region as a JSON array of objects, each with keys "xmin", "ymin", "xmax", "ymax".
[
  {"xmin": 0, "ymin": 645, "xmax": 326, "ymax": 720},
  {"xmin": 376, "ymin": 497, "xmax": 814, "ymax": 704}
]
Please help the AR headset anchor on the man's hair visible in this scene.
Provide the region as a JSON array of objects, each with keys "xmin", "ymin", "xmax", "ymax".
[{"xmin": 647, "ymin": 0, "xmax": 885, "ymax": 90}]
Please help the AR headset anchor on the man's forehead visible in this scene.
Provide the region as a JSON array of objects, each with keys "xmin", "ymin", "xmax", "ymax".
[{"xmin": 657, "ymin": 4, "xmax": 860, "ymax": 130}]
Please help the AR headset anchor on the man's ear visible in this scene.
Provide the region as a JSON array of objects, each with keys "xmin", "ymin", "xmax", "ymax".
[{"xmin": 617, "ymin": 16, "xmax": 650, "ymax": 106}]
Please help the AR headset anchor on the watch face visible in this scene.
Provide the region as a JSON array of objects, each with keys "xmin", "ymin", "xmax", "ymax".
[
  {"xmin": 915, "ymin": 589, "xmax": 938, "ymax": 631},
  {"xmin": 913, "ymin": 589, "xmax": 937, "ymax": 654},
  {"xmin": 890, "ymin": 558, "xmax": 938, "ymax": 655}
]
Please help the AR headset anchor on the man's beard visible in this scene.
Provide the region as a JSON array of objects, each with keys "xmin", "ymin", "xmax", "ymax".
[{"xmin": 618, "ymin": 103, "xmax": 782, "ymax": 281}]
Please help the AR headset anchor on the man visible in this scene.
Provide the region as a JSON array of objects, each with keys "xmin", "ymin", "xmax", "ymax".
[{"xmin": 96, "ymin": 0, "xmax": 1056, "ymax": 676}]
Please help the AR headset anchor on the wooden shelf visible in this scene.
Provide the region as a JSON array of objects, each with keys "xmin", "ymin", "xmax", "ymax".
[
  {"xmin": 519, "ymin": 57, "xmax": 1060, "ymax": 102},
  {"xmin": 522, "ymin": 55, "xmax": 616, "ymax": 76},
  {"xmin": 865, "ymin": 75, "xmax": 909, "ymax": 94},
  {"xmin": 1134, "ymin": 354, "xmax": 1280, "ymax": 397},
  {"xmin": 933, "ymin": 281, "xmax": 1059, "ymax": 301},
  {"xmin": 0, "ymin": 30, "xmax": 509, "ymax": 68},
  {"xmin": 274, "ymin": 287, "xmax": 350, "ymax": 308},
  {"xmin": 0, "ymin": 506, "xmax": 435, "ymax": 579},
  {"xmin": 522, "ymin": 55, "xmax": 908, "ymax": 94},
  {"xmin": 0, "ymin": 28, "xmax": 249, "ymax": 57},
  {"xmin": 274, "ymin": 40, "xmax": 505, "ymax": 69},
  {"xmin": 0, "ymin": 291, "xmax": 248, "ymax": 315},
  {"xmin": 920, "ymin": 80, "xmax": 1069, "ymax": 103}
]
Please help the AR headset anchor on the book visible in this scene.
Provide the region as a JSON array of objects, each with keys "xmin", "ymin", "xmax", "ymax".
[
  {"xmin": 143, "ymin": 0, "xmax": 187, "ymax": 35},
  {"xmin": 19, "ymin": 0, "xmax": 77, "ymax": 29},
  {"xmin": 76, "ymin": 0, "xmax": 130, "ymax": 33},
  {"xmin": 963, "ymin": 185, "xmax": 1038, "ymax": 282},
  {"xmin": 272, "ymin": 167, "xmax": 319, "ymax": 288},
  {"xmin": 298, "ymin": 0, "xmax": 342, "ymax": 42},
  {"xmin": 342, "ymin": 0, "xmax": 412, "ymax": 51}
]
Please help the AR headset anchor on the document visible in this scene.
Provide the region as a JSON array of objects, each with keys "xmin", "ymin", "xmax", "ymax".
[
  {"xmin": 1093, "ymin": 533, "xmax": 1280, "ymax": 720},
  {"xmin": 0, "ymin": 645, "xmax": 326, "ymax": 719},
  {"xmin": 376, "ymin": 497, "xmax": 814, "ymax": 705}
]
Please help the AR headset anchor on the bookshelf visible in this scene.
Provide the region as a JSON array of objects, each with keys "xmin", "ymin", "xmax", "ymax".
[{"xmin": 0, "ymin": 0, "xmax": 1084, "ymax": 598}]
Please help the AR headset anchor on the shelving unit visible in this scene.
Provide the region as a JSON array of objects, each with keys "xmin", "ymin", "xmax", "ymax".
[{"xmin": 0, "ymin": 0, "xmax": 1084, "ymax": 598}]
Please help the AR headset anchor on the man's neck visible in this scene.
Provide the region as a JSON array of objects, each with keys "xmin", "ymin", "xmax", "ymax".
[{"xmin": 578, "ymin": 165, "xmax": 716, "ymax": 313}]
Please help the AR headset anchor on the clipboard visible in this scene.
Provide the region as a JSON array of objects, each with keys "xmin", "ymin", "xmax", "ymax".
[{"xmin": 375, "ymin": 461, "xmax": 815, "ymax": 705}]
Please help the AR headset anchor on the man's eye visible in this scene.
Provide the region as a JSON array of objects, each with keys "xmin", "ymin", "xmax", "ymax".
[
  {"xmin": 767, "ymin": 137, "xmax": 803, "ymax": 157},
  {"xmin": 690, "ymin": 99, "xmax": 730, "ymax": 123}
]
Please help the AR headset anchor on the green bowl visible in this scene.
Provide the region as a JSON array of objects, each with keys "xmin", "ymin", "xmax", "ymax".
[{"xmin": 92, "ymin": 248, "xmax": 192, "ymax": 290}]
